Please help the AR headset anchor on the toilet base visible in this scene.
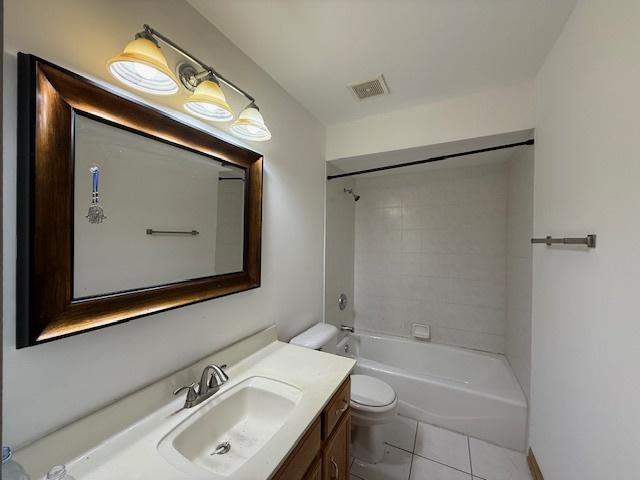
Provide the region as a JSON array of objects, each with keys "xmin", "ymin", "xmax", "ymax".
[{"xmin": 351, "ymin": 423, "xmax": 386, "ymax": 464}]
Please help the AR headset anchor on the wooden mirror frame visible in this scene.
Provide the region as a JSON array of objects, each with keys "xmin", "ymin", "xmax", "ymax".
[{"xmin": 16, "ymin": 54, "xmax": 263, "ymax": 348}]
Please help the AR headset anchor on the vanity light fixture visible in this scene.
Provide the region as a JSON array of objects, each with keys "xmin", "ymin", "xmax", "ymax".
[
  {"xmin": 108, "ymin": 25, "xmax": 271, "ymax": 141},
  {"xmin": 107, "ymin": 32, "xmax": 179, "ymax": 95},
  {"xmin": 230, "ymin": 103, "xmax": 272, "ymax": 142},
  {"xmin": 183, "ymin": 77, "xmax": 234, "ymax": 122}
]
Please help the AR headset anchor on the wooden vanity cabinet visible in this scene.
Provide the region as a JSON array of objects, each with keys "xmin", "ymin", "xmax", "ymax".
[
  {"xmin": 303, "ymin": 457, "xmax": 322, "ymax": 480},
  {"xmin": 273, "ymin": 377, "xmax": 351, "ymax": 480},
  {"xmin": 322, "ymin": 414, "xmax": 350, "ymax": 480}
]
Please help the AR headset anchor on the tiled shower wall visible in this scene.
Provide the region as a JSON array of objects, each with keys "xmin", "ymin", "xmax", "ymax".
[
  {"xmin": 505, "ymin": 147, "xmax": 534, "ymax": 399},
  {"xmin": 324, "ymin": 175, "xmax": 355, "ymax": 331},
  {"xmin": 353, "ymin": 163, "xmax": 508, "ymax": 353}
]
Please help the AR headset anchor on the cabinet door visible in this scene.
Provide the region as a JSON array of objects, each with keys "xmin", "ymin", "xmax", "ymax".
[
  {"xmin": 322, "ymin": 414, "xmax": 350, "ymax": 480},
  {"xmin": 274, "ymin": 419, "xmax": 322, "ymax": 480},
  {"xmin": 303, "ymin": 457, "xmax": 321, "ymax": 480}
]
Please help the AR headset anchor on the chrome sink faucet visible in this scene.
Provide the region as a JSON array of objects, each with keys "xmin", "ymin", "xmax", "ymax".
[{"xmin": 174, "ymin": 364, "xmax": 229, "ymax": 409}]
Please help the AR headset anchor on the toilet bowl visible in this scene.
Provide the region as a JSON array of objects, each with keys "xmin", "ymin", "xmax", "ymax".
[
  {"xmin": 350, "ymin": 374, "xmax": 398, "ymax": 463},
  {"xmin": 289, "ymin": 323, "xmax": 398, "ymax": 464}
]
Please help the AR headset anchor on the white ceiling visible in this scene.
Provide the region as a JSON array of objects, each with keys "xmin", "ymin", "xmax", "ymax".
[{"xmin": 189, "ymin": 0, "xmax": 577, "ymax": 126}]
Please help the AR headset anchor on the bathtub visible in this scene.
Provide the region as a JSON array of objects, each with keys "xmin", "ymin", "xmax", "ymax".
[{"xmin": 337, "ymin": 331, "xmax": 527, "ymax": 451}]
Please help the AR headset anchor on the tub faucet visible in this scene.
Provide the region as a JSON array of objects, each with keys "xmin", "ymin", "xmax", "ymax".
[
  {"xmin": 340, "ymin": 325, "xmax": 355, "ymax": 333},
  {"xmin": 174, "ymin": 364, "xmax": 228, "ymax": 409}
]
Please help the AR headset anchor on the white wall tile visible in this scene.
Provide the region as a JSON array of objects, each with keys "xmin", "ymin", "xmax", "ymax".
[
  {"xmin": 421, "ymin": 303, "xmax": 505, "ymax": 335},
  {"xmin": 325, "ymin": 178, "xmax": 356, "ymax": 331},
  {"xmin": 430, "ymin": 326, "xmax": 505, "ymax": 354},
  {"xmin": 354, "ymin": 164, "xmax": 509, "ymax": 352}
]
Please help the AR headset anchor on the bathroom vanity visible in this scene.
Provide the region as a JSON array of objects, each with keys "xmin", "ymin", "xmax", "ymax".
[
  {"xmin": 14, "ymin": 326, "xmax": 355, "ymax": 479},
  {"xmin": 273, "ymin": 377, "xmax": 351, "ymax": 480}
]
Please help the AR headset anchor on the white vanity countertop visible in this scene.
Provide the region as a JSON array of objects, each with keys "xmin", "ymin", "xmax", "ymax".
[{"xmin": 52, "ymin": 341, "xmax": 355, "ymax": 480}]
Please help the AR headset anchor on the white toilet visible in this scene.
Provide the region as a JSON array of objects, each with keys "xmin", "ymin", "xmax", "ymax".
[{"xmin": 290, "ymin": 323, "xmax": 398, "ymax": 463}]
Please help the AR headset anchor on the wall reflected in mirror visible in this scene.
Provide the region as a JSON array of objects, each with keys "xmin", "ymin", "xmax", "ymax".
[{"xmin": 73, "ymin": 114, "xmax": 246, "ymax": 299}]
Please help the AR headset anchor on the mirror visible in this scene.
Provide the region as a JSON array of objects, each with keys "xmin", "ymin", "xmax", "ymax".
[
  {"xmin": 16, "ymin": 54, "xmax": 263, "ymax": 348},
  {"xmin": 73, "ymin": 115, "xmax": 246, "ymax": 298}
]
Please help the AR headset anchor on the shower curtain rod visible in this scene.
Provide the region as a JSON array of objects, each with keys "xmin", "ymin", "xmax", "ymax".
[{"xmin": 326, "ymin": 139, "xmax": 534, "ymax": 180}]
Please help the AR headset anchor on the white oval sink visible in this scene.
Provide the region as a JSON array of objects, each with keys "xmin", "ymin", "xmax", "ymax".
[{"xmin": 158, "ymin": 376, "xmax": 302, "ymax": 477}]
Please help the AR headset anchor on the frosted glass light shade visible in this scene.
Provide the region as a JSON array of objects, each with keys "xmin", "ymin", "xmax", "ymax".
[
  {"xmin": 230, "ymin": 105, "xmax": 272, "ymax": 141},
  {"xmin": 108, "ymin": 37, "xmax": 179, "ymax": 95},
  {"xmin": 183, "ymin": 80, "xmax": 234, "ymax": 122}
]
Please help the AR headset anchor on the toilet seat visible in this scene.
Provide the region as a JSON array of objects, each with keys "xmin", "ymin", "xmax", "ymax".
[{"xmin": 350, "ymin": 374, "xmax": 397, "ymax": 413}]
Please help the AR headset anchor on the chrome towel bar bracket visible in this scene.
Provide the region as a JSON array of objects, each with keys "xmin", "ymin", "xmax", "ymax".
[{"xmin": 531, "ymin": 234, "xmax": 596, "ymax": 248}]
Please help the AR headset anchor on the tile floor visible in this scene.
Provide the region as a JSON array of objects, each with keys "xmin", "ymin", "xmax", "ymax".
[{"xmin": 350, "ymin": 415, "xmax": 532, "ymax": 480}]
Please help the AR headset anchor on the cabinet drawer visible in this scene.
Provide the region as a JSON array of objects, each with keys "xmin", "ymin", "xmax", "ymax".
[
  {"xmin": 274, "ymin": 419, "xmax": 322, "ymax": 480},
  {"xmin": 322, "ymin": 377, "xmax": 350, "ymax": 439},
  {"xmin": 322, "ymin": 413, "xmax": 351, "ymax": 480}
]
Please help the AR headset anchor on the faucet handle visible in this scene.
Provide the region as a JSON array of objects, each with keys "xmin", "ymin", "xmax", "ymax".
[
  {"xmin": 217, "ymin": 364, "xmax": 229, "ymax": 382},
  {"xmin": 208, "ymin": 364, "xmax": 229, "ymax": 388},
  {"xmin": 174, "ymin": 382, "xmax": 198, "ymax": 403}
]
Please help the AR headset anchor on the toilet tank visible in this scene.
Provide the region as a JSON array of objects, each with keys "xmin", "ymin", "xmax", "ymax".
[{"xmin": 289, "ymin": 323, "xmax": 338, "ymax": 354}]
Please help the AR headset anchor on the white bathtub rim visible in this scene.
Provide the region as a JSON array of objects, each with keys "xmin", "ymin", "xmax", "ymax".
[
  {"xmin": 357, "ymin": 357, "xmax": 526, "ymax": 409},
  {"xmin": 344, "ymin": 330, "xmax": 527, "ymax": 406},
  {"xmin": 356, "ymin": 328, "xmax": 505, "ymax": 360}
]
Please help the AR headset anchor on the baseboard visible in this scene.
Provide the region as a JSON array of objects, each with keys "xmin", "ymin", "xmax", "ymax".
[{"xmin": 527, "ymin": 448, "xmax": 544, "ymax": 480}]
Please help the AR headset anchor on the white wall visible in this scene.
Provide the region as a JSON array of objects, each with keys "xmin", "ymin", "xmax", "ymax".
[
  {"xmin": 215, "ymin": 180, "xmax": 245, "ymax": 275},
  {"xmin": 505, "ymin": 147, "xmax": 534, "ymax": 401},
  {"xmin": 530, "ymin": 1, "xmax": 640, "ymax": 478},
  {"xmin": 3, "ymin": 0, "xmax": 325, "ymax": 448},
  {"xmin": 326, "ymin": 82, "xmax": 535, "ymax": 161},
  {"xmin": 324, "ymin": 174, "xmax": 355, "ymax": 331},
  {"xmin": 353, "ymin": 164, "xmax": 508, "ymax": 353}
]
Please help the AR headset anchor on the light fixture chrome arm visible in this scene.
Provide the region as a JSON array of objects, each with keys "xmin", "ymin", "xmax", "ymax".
[{"xmin": 142, "ymin": 24, "xmax": 256, "ymax": 103}]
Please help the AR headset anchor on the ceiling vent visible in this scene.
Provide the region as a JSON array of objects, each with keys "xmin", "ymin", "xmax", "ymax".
[{"xmin": 349, "ymin": 75, "xmax": 389, "ymax": 100}]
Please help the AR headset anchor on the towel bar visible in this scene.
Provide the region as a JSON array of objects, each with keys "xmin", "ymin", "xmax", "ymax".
[
  {"xmin": 531, "ymin": 234, "xmax": 596, "ymax": 248},
  {"xmin": 146, "ymin": 229, "xmax": 199, "ymax": 236}
]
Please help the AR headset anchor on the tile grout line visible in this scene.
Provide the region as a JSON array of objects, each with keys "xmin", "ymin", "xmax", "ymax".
[
  {"xmin": 468, "ymin": 435, "xmax": 473, "ymax": 477},
  {"xmin": 407, "ymin": 453, "xmax": 415, "ymax": 480},
  {"xmin": 411, "ymin": 451, "xmax": 474, "ymax": 476},
  {"xmin": 386, "ymin": 419, "xmax": 525, "ymax": 479},
  {"xmin": 407, "ymin": 421, "xmax": 419, "ymax": 480},
  {"xmin": 412, "ymin": 421, "xmax": 474, "ymax": 476},
  {"xmin": 386, "ymin": 419, "xmax": 527, "ymax": 480},
  {"xmin": 385, "ymin": 441, "xmax": 413, "ymax": 455}
]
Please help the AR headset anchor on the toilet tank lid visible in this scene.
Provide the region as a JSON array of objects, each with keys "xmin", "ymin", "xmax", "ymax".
[{"xmin": 290, "ymin": 323, "xmax": 338, "ymax": 349}]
